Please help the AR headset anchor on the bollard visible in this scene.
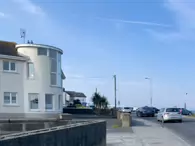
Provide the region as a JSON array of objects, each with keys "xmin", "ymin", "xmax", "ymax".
[
  {"xmin": 121, "ymin": 113, "xmax": 132, "ymax": 127},
  {"xmin": 44, "ymin": 122, "xmax": 50, "ymax": 129},
  {"xmin": 22, "ymin": 123, "xmax": 26, "ymax": 132}
]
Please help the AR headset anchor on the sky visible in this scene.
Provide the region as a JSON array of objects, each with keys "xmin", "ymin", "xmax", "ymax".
[{"xmin": 1, "ymin": 0, "xmax": 195, "ymax": 109}]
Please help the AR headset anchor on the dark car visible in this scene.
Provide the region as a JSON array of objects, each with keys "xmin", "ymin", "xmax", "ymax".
[
  {"xmin": 151, "ymin": 107, "xmax": 159, "ymax": 114},
  {"xmin": 136, "ymin": 106, "xmax": 155, "ymax": 117},
  {"xmin": 179, "ymin": 108, "xmax": 193, "ymax": 115}
]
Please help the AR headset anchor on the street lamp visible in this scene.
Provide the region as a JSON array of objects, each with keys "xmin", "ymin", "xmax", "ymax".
[
  {"xmin": 145, "ymin": 77, "xmax": 153, "ymax": 107},
  {"xmin": 184, "ymin": 93, "xmax": 188, "ymax": 109}
]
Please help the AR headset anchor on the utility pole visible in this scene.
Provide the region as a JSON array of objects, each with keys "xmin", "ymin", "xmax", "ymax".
[
  {"xmin": 145, "ymin": 77, "xmax": 153, "ymax": 107},
  {"xmin": 184, "ymin": 93, "xmax": 188, "ymax": 109},
  {"xmin": 113, "ymin": 75, "xmax": 117, "ymax": 109},
  {"xmin": 95, "ymin": 88, "xmax": 97, "ymax": 93}
]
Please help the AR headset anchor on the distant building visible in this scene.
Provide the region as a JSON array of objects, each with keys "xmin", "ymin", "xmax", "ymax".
[
  {"xmin": 0, "ymin": 41, "xmax": 65, "ymax": 118},
  {"xmin": 63, "ymin": 90, "xmax": 87, "ymax": 106}
]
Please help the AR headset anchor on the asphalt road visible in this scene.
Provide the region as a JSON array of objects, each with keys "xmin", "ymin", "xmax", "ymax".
[{"xmin": 135, "ymin": 115, "xmax": 195, "ymax": 146}]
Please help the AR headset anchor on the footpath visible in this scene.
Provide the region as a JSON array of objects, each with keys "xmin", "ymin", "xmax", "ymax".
[{"xmin": 107, "ymin": 118, "xmax": 190, "ymax": 146}]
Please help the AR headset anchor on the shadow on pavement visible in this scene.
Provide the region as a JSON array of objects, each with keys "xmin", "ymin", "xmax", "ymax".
[{"xmin": 131, "ymin": 119, "xmax": 151, "ymax": 127}]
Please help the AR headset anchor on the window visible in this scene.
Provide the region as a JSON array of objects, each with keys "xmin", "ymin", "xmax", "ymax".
[
  {"xmin": 29, "ymin": 93, "xmax": 39, "ymax": 110},
  {"xmin": 58, "ymin": 95, "xmax": 62, "ymax": 110},
  {"xmin": 37, "ymin": 48, "xmax": 47, "ymax": 55},
  {"xmin": 57, "ymin": 52, "xmax": 62, "ymax": 87},
  {"xmin": 160, "ymin": 108, "xmax": 165, "ymax": 113},
  {"xmin": 166, "ymin": 108, "xmax": 179, "ymax": 112},
  {"xmin": 51, "ymin": 59, "xmax": 57, "ymax": 72},
  {"xmin": 50, "ymin": 51, "xmax": 57, "ymax": 86},
  {"xmin": 45, "ymin": 94, "xmax": 54, "ymax": 110},
  {"xmin": 49, "ymin": 50, "xmax": 57, "ymax": 59},
  {"xmin": 3, "ymin": 61, "xmax": 16, "ymax": 71},
  {"xmin": 51, "ymin": 73, "xmax": 57, "ymax": 85},
  {"xmin": 4, "ymin": 92, "xmax": 17, "ymax": 105},
  {"xmin": 49, "ymin": 51, "xmax": 62, "ymax": 86},
  {"xmin": 27, "ymin": 63, "xmax": 35, "ymax": 78}
]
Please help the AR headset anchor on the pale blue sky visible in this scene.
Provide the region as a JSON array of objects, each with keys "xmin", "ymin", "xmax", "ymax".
[{"xmin": 1, "ymin": 0, "xmax": 195, "ymax": 109}]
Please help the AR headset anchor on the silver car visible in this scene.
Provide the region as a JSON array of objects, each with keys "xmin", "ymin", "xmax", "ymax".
[
  {"xmin": 120, "ymin": 107, "xmax": 133, "ymax": 113},
  {"xmin": 157, "ymin": 108, "xmax": 182, "ymax": 122}
]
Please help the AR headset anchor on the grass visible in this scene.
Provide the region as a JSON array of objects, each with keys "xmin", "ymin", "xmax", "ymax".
[
  {"xmin": 112, "ymin": 124, "xmax": 121, "ymax": 128},
  {"xmin": 187, "ymin": 114, "xmax": 195, "ymax": 117}
]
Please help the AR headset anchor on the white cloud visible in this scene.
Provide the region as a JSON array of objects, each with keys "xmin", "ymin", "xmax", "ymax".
[
  {"xmin": 0, "ymin": 12, "xmax": 5, "ymax": 17},
  {"xmin": 96, "ymin": 17, "xmax": 171, "ymax": 28},
  {"xmin": 12, "ymin": 0, "xmax": 45, "ymax": 16},
  {"xmin": 146, "ymin": 0, "xmax": 195, "ymax": 41},
  {"xmin": 119, "ymin": 81, "xmax": 146, "ymax": 87},
  {"xmin": 144, "ymin": 29, "xmax": 186, "ymax": 42}
]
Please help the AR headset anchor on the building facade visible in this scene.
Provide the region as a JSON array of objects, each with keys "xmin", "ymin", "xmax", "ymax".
[
  {"xmin": 0, "ymin": 41, "xmax": 65, "ymax": 118},
  {"xmin": 63, "ymin": 91, "xmax": 87, "ymax": 106}
]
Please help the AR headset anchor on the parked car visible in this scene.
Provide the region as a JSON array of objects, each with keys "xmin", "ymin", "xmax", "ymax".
[
  {"xmin": 132, "ymin": 107, "xmax": 138, "ymax": 112},
  {"xmin": 157, "ymin": 108, "xmax": 182, "ymax": 123},
  {"xmin": 151, "ymin": 107, "xmax": 159, "ymax": 114},
  {"xmin": 179, "ymin": 108, "xmax": 193, "ymax": 116},
  {"xmin": 120, "ymin": 107, "xmax": 133, "ymax": 113},
  {"xmin": 136, "ymin": 106, "xmax": 155, "ymax": 117}
]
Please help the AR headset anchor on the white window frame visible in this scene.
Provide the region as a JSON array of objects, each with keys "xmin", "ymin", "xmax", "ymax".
[
  {"xmin": 27, "ymin": 62, "xmax": 35, "ymax": 79},
  {"xmin": 45, "ymin": 94, "xmax": 54, "ymax": 111},
  {"xmin": 28, "ymin": 93, "xmax": 39, "ymax": 111},
  {"xmin": 3, "ymin": 61, "xmax": 17, "ymax": 72},
  {"xmin": 3, "ymin": 92, "xmax": 18, "ymax": 105}
]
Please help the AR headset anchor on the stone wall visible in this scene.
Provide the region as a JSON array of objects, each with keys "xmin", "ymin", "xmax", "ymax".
[{"xmin": 0, "ymin": 120, "xmax": 106, "ymax": 146}]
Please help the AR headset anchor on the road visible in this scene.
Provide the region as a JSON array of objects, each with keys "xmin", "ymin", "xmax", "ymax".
[{"xmin": 135, "ymin": 115, "xmax": 195, "ymax": 146}]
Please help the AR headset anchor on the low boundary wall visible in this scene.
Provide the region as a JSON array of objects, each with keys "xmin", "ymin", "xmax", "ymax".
[{"xmin": 0, "ymin": 120, "xmax": 106, "ymax": 146}]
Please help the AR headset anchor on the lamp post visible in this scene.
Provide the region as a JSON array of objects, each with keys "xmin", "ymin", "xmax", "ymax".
[
  {"xmin": 184, "ymin": 93, "xmax": 188, "ymax": 109},
  {"xmin": 145, "ymin": 77, "xmax": 153, "ymax": 107}
]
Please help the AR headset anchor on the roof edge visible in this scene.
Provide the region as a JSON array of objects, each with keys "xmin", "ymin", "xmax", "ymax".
[
  {"xmin": 16, "ymin": 44, "xmax": 63, "ymax": 54},
  {"xmin": 0, "ymin": 54, "xmax": 28, "ymax": 61}
]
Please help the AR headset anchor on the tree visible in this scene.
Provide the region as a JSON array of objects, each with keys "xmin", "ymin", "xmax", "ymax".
[
  {"xmin": 92, "ymin": 92, "xmax": 101, "ymax": 108},
  {"xmin": 100, "ymin": 95, "xmax": 108, "ymax": 109},
  {"xmin": 91, "ymin": 92, "xmax": 109, "ymax": 109}
]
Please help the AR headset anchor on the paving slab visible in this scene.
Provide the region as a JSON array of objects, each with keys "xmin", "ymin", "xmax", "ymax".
[
  {"xmin": 132, "ymin": 118, "xmax": 190, "ymax": 146},
  {"xmin": 107, "ymin": 132, "xmax": 142, "ymax": 146},
  {"xmin": 107, "ymin": 118, "xmax": 191, "ymax": 146}
]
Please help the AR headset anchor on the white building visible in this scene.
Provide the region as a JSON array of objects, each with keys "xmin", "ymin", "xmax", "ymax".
[
  {"xmin": 63, "ymin": 90, "xmax": 87, "ymax": 106},
  {"xmin": 0, "ymin": 41, "xmax": 65, "ymax": 118}
]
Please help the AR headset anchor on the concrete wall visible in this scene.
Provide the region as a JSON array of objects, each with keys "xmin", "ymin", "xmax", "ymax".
[
  {"xmin": 0, "ymin": 120, "xmax": 106, "ymax": 146},
  {"xmin": 63, "ymin": 92, "xmax": 70, "ymax": 106}
]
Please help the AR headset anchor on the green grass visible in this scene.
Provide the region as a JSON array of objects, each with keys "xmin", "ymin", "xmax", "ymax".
[
  {"xmin": 112, "ymin": 124, "xmax": 120, "ymax": 128},
  {"xmin": 188, "ymin": 114, "xmax": 195, "ymax": 117}
]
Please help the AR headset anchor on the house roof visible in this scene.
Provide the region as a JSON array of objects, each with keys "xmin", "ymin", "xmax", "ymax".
[
  {"xmin": 0, "ymin": 41, "xmax": 29, "ymax": 60},
  {"xmin": 64, "ymin": 90, "xmax": 86, "ymax": 98},
  {"xmin": 0, "ymin": 41, "xmax": 19, "ymax": 56}
]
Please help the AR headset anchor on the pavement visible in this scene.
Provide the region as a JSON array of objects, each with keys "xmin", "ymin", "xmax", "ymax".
[
  {"xmin": 140, "ymin": 115, "xmax": 195, "ymax": 146},
  {"xmin": 107, "ymin": 117, "xmax": 191, "ymax": 146}
]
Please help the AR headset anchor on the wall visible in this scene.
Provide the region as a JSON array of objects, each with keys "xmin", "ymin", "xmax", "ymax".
[
  {"xmin": 0, "ymin": 59, "xmax": 25, "ymax": 113},
  {"xmin": 0, "ymin": 120, "xmax": 106, "ymax": 146},
  {"xmin": 63, "ymin": 92, "xmax": 70, "ymax": 106},
  {"xmin": 17, "ymin": 45, "xmax": 63, "ymax": 115}
]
